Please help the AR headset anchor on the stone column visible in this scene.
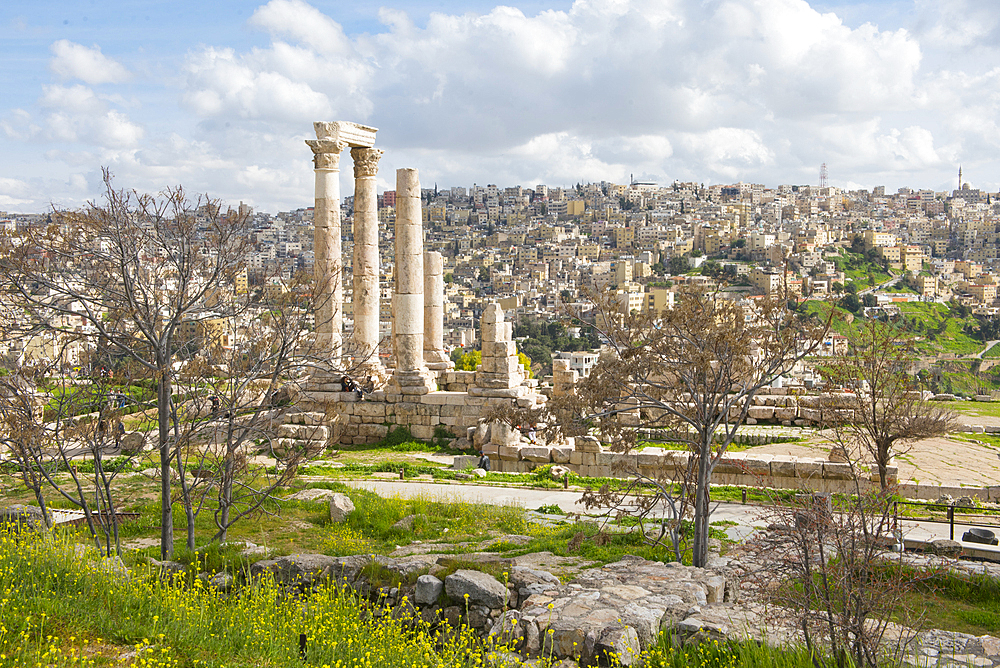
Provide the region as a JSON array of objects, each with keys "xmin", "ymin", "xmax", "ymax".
[
  {"xmin": 389, "ymin": 168, "xmax": 436, "ymax": 395},
  {"xmin": 351, "ymin": 147, "xmax": 384, "ymax": 378},
  {"xmin": 423, "ymin": 250, "xmax": 453, "ymax": 370},
  {"xmin": 306, "ymin": 135, "xmax": 347, "ymax": 360}
]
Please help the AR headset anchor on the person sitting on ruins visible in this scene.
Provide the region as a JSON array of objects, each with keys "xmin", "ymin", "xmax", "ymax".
[
  {"xmin": 477, "ymin": 449, "xmax": 491, "ymax": 472},
  {"xmin": 341, "ymin": 375, "xmax": 364, "ymax": 400}
]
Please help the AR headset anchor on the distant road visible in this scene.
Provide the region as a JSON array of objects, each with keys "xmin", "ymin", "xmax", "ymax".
[
  {"xmin": 859, "ymin": 274, "xmax": 900, "ymax": 295},
  {"xmin": 976, "ymin": 340, "xmax": 1000, "ymax": 359},
  {"xmin": 343, "ymin": 479, "xmax": 974, "ymax": 546}
]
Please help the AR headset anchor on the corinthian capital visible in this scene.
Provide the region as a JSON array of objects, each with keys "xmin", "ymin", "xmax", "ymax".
[
  {"xmin": 306, "ymin": 138, "xmax": 347, "ymax": 170},
  {"xmin": 351, "ymin": 147, "xmax": 384, "ymax": 179}
]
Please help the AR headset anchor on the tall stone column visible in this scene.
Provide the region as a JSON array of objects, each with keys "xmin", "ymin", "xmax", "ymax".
[
  {"xmin": 351, "ymin": 147, "xmax": 384, "ymax": 379},
  {"xmin": 389, "ymin": 168, "xmax": 436, "ymax": 395},
  {"xmin": 423, "ymin": 250, "xmax": 453, "ymax": 370},
  {"xmin": 306, "ymin": 135, "xmax": 347, "ymax": 360}
]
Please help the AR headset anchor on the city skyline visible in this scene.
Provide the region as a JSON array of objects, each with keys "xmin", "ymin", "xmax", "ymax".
[{"xmin": 2, "ymin": 0, "xmax": 1000, "ymax": 213}]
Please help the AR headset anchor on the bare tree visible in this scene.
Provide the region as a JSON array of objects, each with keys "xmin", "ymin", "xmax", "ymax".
[
  {"xmin": 820, "ymin": 320, "xmax": 954, "ymax": 490},
  {"xmin": 0, "ymin": 354, "xmax": 140, "ymax": 555},
  {"xmin": 0, "ymin": 171, "xmax": 254, "ymax": 559},
  {"xmin": 742, "ymin": 482, "xmax": 930, "ymax": 667},
  {"xmin": 166, "ymin": 277, "xmax": 317, "ymax": 549},
  {"xmin": 0, "ymin": 361, "xmax": 55, "ymax": 529},
  {"xmin": 503, "ymin": 287, "xmax": 827, "ymax": 567}
]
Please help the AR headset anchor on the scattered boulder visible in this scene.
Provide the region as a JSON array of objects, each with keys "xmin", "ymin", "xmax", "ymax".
[
  {"xmin": 930, "ymin": 539, "xmax": 962, "ymax": 557},
  {"xmin": 148, "ymin": 559, "xmax": 187, "ymax": 577},
  {"xmin": 0, "ymin": 505, "xmax": 46, "ymax": 533},
  {"xmin": 288, "ymin": 488, "xmax": 341, "ymax": 502},
  {"xmin": 252, "ymin": 553, "xmax": 371, "ymax": 587},
  {"xmin": 445, "ymin": 569, "xmax": 509, "ymax": 609},
  {"xmin": 328, "ymin": 494, "xmax": 356, "ymax": 523},
  {"xmin": 119, "ymin": 432, "xmax": 147, "ymax": 455},
  {"xmin": 210, "ymin": 571, "xmax": 235, "ymax": 593},
  {"xmin": 415, "ymin": 574, "xmax": 444, "ymax": 606},
  {"xmin": 549, "ymin": 465, "xmax": 571, "ymax": 478},
  {"xmin": 392, "ymin": 514, "xmax": 416, "ymax": 531}
]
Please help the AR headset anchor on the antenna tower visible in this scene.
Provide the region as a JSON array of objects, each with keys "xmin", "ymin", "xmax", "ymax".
[{"xmin": 819, "ymin": 163, "xmax": 828, "ymax": 189}]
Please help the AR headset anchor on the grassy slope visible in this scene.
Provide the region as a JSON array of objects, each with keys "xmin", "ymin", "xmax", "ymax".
[{"xmin": 800, "ymin": 300, "xmax": 985, "ymax": 356}]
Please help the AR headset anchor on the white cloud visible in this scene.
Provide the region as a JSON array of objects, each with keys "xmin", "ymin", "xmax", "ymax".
[
  {"xmin": 35, "ymin": 84, "xmax": 144, "ymax": 149},
  {"xmin": 50, "ymin": 40, "xmax": 131, "ymax": 85},
  {"xmin": 8, "ymin": 0, "xmax": 1000, "ymax": 210}
]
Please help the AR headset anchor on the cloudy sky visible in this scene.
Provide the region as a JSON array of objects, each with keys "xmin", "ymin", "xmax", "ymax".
[{"xmin": 2, "ymin": 0, "xmax": 999, "ymax": 213}]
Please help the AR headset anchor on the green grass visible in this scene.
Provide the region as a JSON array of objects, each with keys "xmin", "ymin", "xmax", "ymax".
[
  {"xmin": 946, "ymin": 400, "xmax": 1000, "ymax": 418},
  {"xmin": 0, "ymin": 529, "xmax": 498, "ymax": 667},
  {"xmin": 897, "ymin": 302, "xmax": 984, "ymax": 356},
  {"xmin": 646, "ymin": 633, "xmax": 821, "ymax": 668},
  {"xmin": 984, "ymin": 344, "xmax": 1000, "ymax": 359},
  {"xmin": 800, "ymin": 299, "xmax": 987, "ymax": 357},
  {"xmin": 903, "ymin": 569, "xmax": 1000, "ymax": 636},
  {"xmin": 0, "ymin": 527, "xmax": 835, "ymax": 668},
  {"xmin": 832, "ymin": 249, "xmax": 893, "ymax": 286}
]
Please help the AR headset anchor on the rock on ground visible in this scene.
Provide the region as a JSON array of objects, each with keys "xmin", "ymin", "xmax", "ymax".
[
  {"xmin": 328, "ymin": 493, "xmax": 355, "ymax": 522},
  {"xmin": 445, "ymin": 569, "xmax": 510, "ymax": 609}
]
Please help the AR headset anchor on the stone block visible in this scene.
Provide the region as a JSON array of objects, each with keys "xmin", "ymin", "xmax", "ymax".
[
  {"xmin": 770, "ymin": 458, "xmax": 797, "ymax": 478},
  {"xmin": 569, "ymin": 451, "xmax": 583, "ymax": 466},
  {"xmin": 774, "ymin": 407, "xmax": 797, "ymax": 421},
  {"xmin": 353, "ymin": 402, "xmax": 386, "ymax": 418},
  {"xmin": 520, "ymin": 447, "xmax": 552, "ymax": 463},
  {"xmin": 357, "ymin": 424, "xmax": 388, "ymax": 439},
  {"xmin": 489, "ymin": 422, "xmax": 521, "ymax": 446},
  {"xmin": 741, "ymin": 455, "xmax": 772, "ymax": 477},
  {"xmin": 575, "ymin": 435, "xmax": 602, "ymax": 452},
  {"xmin": 549, "ymin": 446, "xmax": 572, "ymax": 464},
  {"xmin": 498, "ymin": 445, "xmax": 521, "ymax": 461},
  {"xmin": 410, "ymin": 425, "xmax": 435, "ymax": 441},
  {"xmin": 795, "ymin": 458, "xmax": 824, "ymax": 479},
  {"xmin": 823, "ymin": 462, "xmax": 854, "ymax": 480},
  {"xmin": 482, "ymin": 444, "xmax": 500, "ymax": 457},
  {"xmin": 453, "ymin": 455, "xmax": 479, "ymax": 470},
  {"xmin": 748, "ymin": 406, "xmax": 774, "ymax": 420}
]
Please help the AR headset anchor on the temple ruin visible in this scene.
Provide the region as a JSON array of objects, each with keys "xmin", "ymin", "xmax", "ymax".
[{"xmin": 296, "ymin": 120, "xmax": 546, "ymax": 453}]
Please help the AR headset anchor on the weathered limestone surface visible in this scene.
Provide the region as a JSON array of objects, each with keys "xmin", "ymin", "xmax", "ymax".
[
  {"xmin": 305, "ymin": 120, "xmax": 378, "ymax": 362},
  {"xmin": 423, "ymin": 250, "xmax": 453, "ymax": 371},
  {"xmin": 306, "ymin": 133, "xmax": 346, "ymax": 359},
  {"xmin": 247, "ymin": 550, "xmax": 741, "ymax": 666},
  {"xmin": 389, "ymin": 168, "xmax": 436, "ymax": 395},
  {"xmin": 470, "ymin": 303, "xmax": 535, "ymax": 400},
  {"xmin": 351, "ymin": 146, "xmax": 384, "ymax": 378}
]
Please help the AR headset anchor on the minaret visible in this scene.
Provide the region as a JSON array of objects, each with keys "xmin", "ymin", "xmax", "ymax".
[{"xmin": 959, "ymin": 166, "xmax": 963, "ymax": 191}]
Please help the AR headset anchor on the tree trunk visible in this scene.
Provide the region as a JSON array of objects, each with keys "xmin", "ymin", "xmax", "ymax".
[
  {"xmin": 32, "ymin": 486, "xmax": 52, "ymax": 530},
  {"xmin": 157, "ymin": 373, "xmax": 174, "ymax": 560},
  {"xmin": 217, "ymin": 450, "xmax": 235, "ymax": 544},
  {"xmin": 691, "ymin": 435, "xmax": 713, "ymax": 568}
]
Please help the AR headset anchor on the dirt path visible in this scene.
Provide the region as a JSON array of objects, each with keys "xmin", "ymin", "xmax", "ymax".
[{"xmin": 748, "ymin": 433, "xmax": 1000, "ymax": 487}]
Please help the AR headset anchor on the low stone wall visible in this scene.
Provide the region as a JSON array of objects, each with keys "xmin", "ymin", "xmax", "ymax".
[
  {"xmin": 486, "ymin": 439, "xmax": 892, "ymax": 493},
  {"xmin": 296, "ymin": 389, "xmax": 544, "ymax": 445}
]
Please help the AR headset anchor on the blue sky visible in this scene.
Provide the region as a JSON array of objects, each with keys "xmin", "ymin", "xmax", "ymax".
[{"xmin": 2, "ymin": 0, "xmax": 999, "ymax": 212}]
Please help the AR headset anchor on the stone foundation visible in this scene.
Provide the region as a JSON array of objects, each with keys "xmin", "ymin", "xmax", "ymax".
[{"xmin": 297, "ymin": 389, "xmax": 544, "ymax": 445}]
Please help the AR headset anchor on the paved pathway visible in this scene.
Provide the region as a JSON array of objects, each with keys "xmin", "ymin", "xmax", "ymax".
[{"xmin": 344, "ymin": 479, "xmax": 990, "ymax": 548}]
